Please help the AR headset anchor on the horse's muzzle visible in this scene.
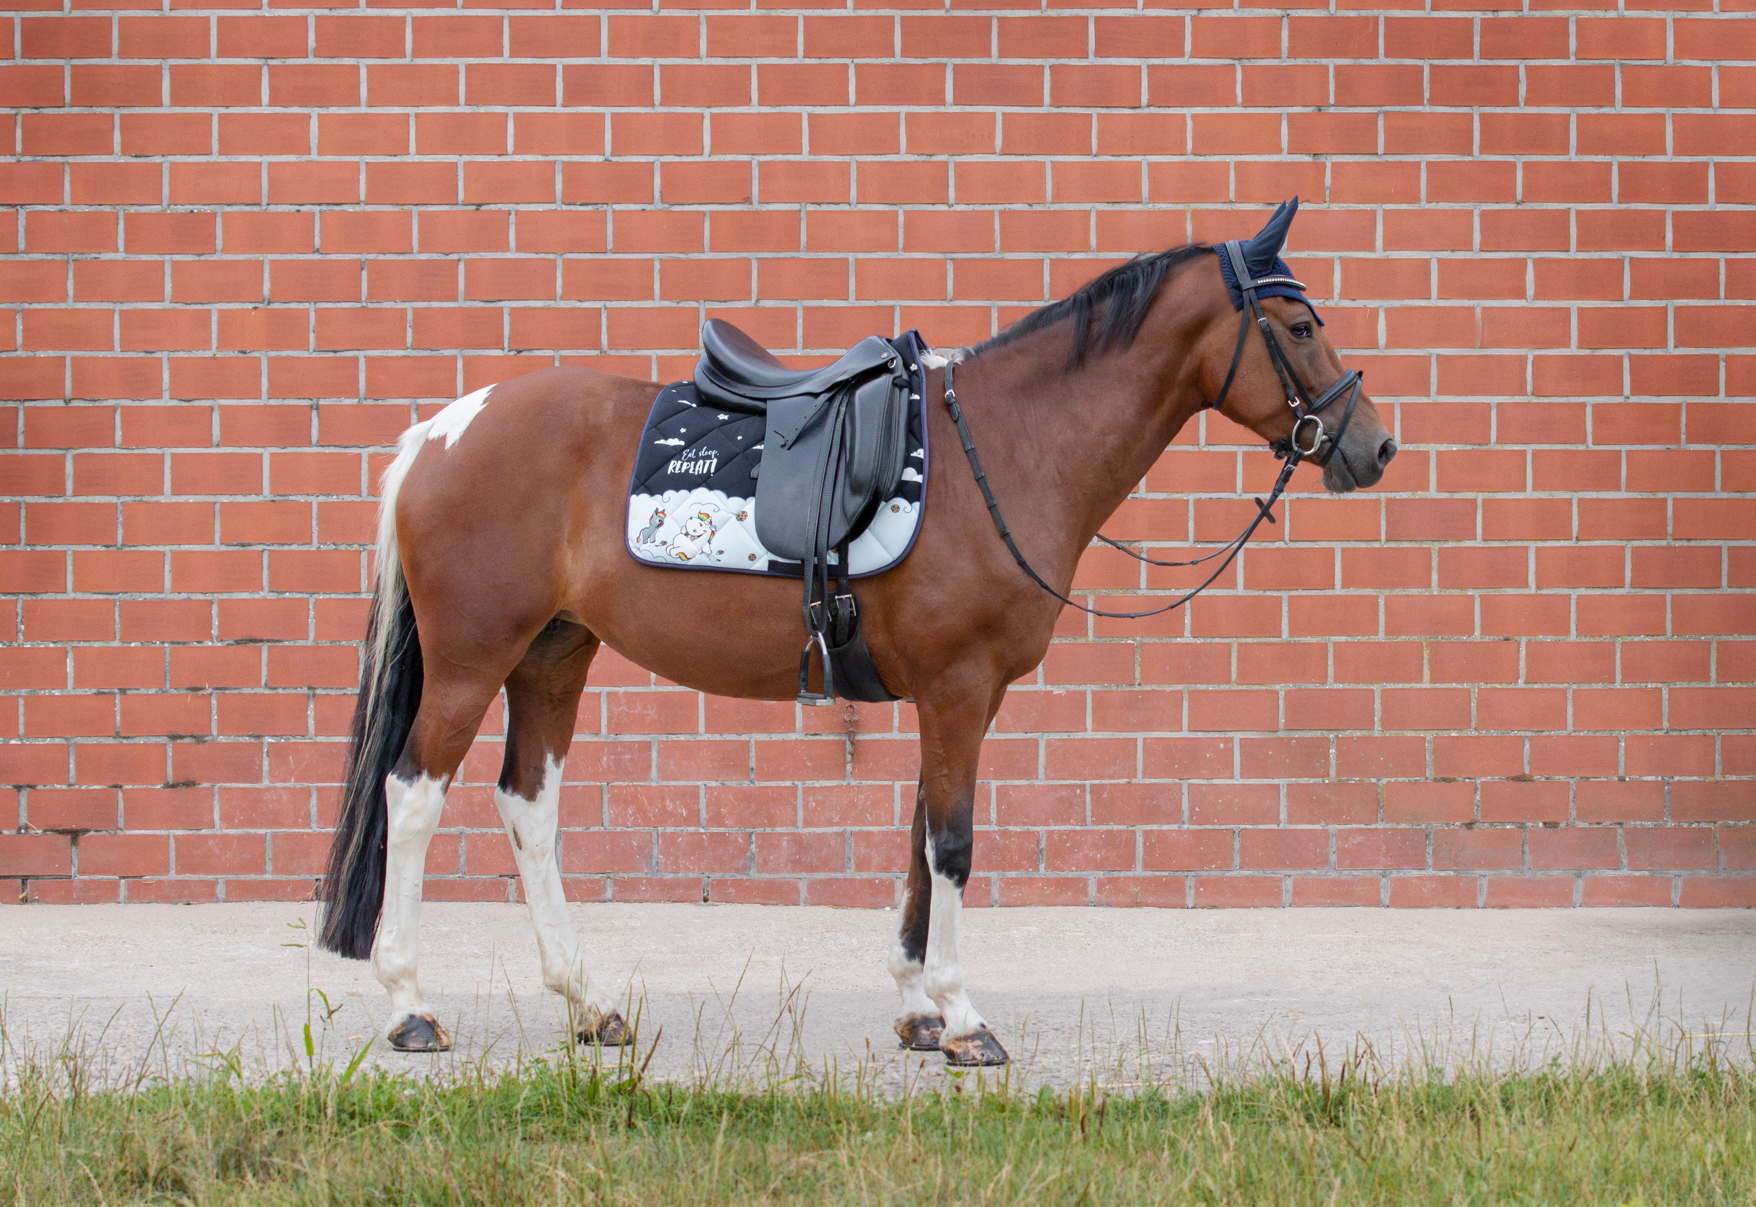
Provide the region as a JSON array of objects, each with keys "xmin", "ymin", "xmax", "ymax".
[{"xmin": 1323, "ymin": 427, "xmax": 1397, "ymax": 493}]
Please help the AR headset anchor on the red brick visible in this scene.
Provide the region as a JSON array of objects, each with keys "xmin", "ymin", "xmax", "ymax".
[
  {"xmin": 1681, "ymin": 879, "xmax": 1756, "ymax": 909},
  {"xmin": 1240, "ymin": 829, "xmax": 1327, "ymax": 870},
  {"xmin": 1336, "ymin": 829, "xmax": 1425, "ymax": 871},
  {"xmin": 25, "ymin": 788, "xmax": 117, "ymax": 832},
  {"xmin": 1429, "ymin": 826, "xmax": 1520, "ymax": 876},
  {"xmin": 1484, "ymin": 878, "xmax": 1574, "ymax": 909},
  {"xmin": 1142, "ymin": 830, "xmax": 1232, "ymax": 872},
  {"xmin": 1388, "ymin": 875, "xmax": 1476, "ymax": 908},
  {"xmin": 1626, "ymin": 828, "xmax": 1717, "ymax": 871},
  {"xmin": 1529, "ymin": 828, "xmax": 1620, "ymax": 870},
  {"xmin": 1581, "ymin": 876, "xmax": 1673, "ymax": 907},
  {"xmin": 0, "ymin": 834, "xmax": 72, "ymax": 877},
  {"xmin": 1193, "ymin": 877, "xmax": 1281, "ymax": 908},
  {"xmin": 175, "ymin": 834, "xmax": 265, "ymax": 877}
]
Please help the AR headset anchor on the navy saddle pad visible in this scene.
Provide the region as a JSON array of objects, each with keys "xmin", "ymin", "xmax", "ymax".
[{"xmin": 624, "ymin": 331, "xmax": 929, "ymax": 579}]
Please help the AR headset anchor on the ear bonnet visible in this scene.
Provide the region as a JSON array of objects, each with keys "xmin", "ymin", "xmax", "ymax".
[{"xmin": 1215, "ymin": 197, "xmax": 1323, "ymax": 325}]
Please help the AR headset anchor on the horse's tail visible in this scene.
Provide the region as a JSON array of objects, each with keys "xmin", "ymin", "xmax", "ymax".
[{"xmin": 318, "ymin": 425, "xmax": 427, "ymax": 960}]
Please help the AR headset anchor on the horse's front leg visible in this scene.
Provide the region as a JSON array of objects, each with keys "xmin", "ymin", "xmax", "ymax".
[
  {"xmin": 888, "ymin": 779, "xmax": 944, "ymax": 1051},
  {"xmin": 909, "ymin": 674, "xmax": 1009, "ymax": 1067}
]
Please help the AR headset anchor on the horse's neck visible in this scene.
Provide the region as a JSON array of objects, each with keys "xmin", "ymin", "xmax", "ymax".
[{"xmin": 955, "ymin": 325, "xmax": 1205, "ymax": 573}]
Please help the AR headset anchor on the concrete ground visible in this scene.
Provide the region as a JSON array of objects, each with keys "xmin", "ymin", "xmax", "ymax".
[{"xmin": 3, "ymin": 904, "xmax": 1752, "ymax": 1090}]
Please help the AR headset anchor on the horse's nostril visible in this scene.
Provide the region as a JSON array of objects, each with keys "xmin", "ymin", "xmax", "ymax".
[{"xmin": 1377, "ymin": 437, "xmax": 1398, "ymax": 467}]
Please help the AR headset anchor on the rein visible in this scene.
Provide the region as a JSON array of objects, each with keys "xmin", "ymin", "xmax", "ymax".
[{"xmin": 942, "ymin": 239, "xmax": 1363, "ymax": 621}]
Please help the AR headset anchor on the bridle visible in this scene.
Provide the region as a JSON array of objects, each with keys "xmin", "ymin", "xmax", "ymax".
[
  {"xmin": 942, "ymin": 239, "xmax": 1365, "ymax": 621},
  {"xmin": 1214, "ymin": 240, "xmax": 1362, "ymax": 470}
]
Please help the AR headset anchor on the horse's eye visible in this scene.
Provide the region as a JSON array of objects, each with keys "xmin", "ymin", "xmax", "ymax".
[{"xmin": 1290, "ymin": 322, "xmax": 1313, "ymax": 340}]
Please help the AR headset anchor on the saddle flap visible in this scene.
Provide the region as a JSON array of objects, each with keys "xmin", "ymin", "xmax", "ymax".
[
  {"xmin": 752, "ymin": 371, "xmax": 910, "ymax": 564},
  {"xmin": 753, "ymin": 394, "xmax": 836, "ymax": 561}
]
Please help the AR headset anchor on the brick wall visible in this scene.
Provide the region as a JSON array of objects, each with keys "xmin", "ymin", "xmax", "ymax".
[{"xmin": 4, "ymin": 1, "xmax": 1754, "ymax": 909}]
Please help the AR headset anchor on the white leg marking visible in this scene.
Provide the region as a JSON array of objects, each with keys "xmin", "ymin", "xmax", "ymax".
[
  {"xmin": 495, "ymin": 755, "xmax": 616, "ymax": 1018},
  {"xmin": 923, "ymin": 841, "xmax": 986, "ymax": 1040},
  {"xmin": 371, "ymin": 772, "xmax": 447, "ymax": 1028},
  {"xmin": 887, "ymin": 940, "xmax": 938, "ymax": 1022},
  {"xmin": 425, "ymin": 384, "xmax": 494, "ymax": 449}
]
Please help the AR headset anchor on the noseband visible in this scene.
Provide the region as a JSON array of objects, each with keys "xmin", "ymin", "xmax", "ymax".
[{"xmin": 941, "ymin": 241, "xmax": 1364, "ymax": 621}]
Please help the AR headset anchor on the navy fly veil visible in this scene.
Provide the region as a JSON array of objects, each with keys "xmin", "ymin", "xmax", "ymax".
[{"xmin": 1215, "ymin": 196, "xmax": 1325, "ymax": 325}]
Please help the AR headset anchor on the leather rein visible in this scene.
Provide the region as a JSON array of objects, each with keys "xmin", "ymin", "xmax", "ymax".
[{"xmin": 942, "ymin": 239, "xmax": 1364, "ymax": 620}]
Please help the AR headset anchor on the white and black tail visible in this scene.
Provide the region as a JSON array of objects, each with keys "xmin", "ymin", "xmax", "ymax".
[{"xmin": 318, "ymin": 428, "xmax": 427, "ymax": 960}]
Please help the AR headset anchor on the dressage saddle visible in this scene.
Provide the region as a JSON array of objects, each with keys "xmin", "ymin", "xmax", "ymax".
[{"xmin": 693, "ymin": 320, "xmax": 912, "ymax": 704}]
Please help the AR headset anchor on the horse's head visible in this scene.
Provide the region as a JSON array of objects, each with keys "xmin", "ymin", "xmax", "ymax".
[{"xmin": 1202, "ymin": 199, "xmax": 1397, "ymax": 493}]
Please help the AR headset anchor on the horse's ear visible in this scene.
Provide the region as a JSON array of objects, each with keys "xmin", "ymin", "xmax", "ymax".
[{"xmin": 1244, "ymin": 197, "xmax": 1299, "ymax": 270}]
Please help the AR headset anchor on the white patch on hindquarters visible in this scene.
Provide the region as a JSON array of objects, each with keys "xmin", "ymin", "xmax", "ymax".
[
  {"xmin": 371, "ymin": 772, "xmax": 448, "ymax": 1030},
  {"xmin": 495, "ymin": 755, "xmax": 617, "ymax": 1017},
  {"xmin": 923, "ymin": 842, "xmax": 986, "ymax": 1040},
  {"xmin": 426, "ymin": 385, "xmax": 494, "ymax": 449}
]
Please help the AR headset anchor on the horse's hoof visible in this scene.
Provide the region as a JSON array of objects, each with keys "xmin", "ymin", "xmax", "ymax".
[
  {"xmin": 388, "ymin": 1013, "xmax": 451, "ymax": 1053},
  {"xmin": 577, "ymin": 1010, "xmax": 634, "ymax": 1047},
  {"xmin": 894, "ymin": 1013, "xmax": 946, "ymax": 1052},
  {"xmin": 942, "ymin": 1027, "xmax": 1009, "ymax": 1067}
]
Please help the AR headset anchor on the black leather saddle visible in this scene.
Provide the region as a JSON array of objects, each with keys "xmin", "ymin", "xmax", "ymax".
[
  {"xmin": 693, "ymin": 319, "xmax": 912, "ymax": 704},
  {"xmin": 698, "ymin": 321, "xmax": 899, "ymax": 406}
]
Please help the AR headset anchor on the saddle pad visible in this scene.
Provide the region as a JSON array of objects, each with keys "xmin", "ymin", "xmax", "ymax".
[{"xmin": 625, "ymin": 331, "xmax": 929, "ymax": 579}]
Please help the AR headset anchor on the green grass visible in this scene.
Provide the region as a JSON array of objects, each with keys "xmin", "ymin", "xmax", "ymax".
[{"xmin": 4, "ymin": 1036, "xmax": 1754, "ymax": 1205}]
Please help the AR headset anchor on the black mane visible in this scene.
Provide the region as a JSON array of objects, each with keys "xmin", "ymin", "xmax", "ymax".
[{"xmin": 972, "ymin": 243, "xmax": 1212, "ymax": 369}]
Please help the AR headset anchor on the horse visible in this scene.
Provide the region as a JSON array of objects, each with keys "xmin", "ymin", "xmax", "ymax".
[{"xmin": 318, "ymin": 199, "xmax": 1399, "ymax": 1066}]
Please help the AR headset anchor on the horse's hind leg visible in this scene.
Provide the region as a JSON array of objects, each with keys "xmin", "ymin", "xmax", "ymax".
[
  {"xmin": 374, "ymin": 667, "xmax": 505, "ymax": 1052},
  {"xmin": 496, "ymin": 620, "xmax": 631, "ymax": 1047}
]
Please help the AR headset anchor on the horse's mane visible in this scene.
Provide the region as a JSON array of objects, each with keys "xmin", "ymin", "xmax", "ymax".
[{"xmin": 971, "ymin": 243, "xmax": 1213, "ymax": 369}]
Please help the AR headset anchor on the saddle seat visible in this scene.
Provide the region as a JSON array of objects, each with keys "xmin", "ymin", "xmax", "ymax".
[
  {"xmin": 696, "ymin": 319, "xmax": 902, "ymax": 408},
  {"xmin": 691, "ymin": 319, "xmax": 914, "ymax": 704}
]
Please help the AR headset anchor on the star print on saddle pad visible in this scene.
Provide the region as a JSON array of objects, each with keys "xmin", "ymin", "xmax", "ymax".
[{"xmin": 625, "ymin": 333, "xmax": 928, "ymax": 578}]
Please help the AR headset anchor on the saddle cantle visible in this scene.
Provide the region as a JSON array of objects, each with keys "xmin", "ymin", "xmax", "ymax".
[{"xmin": 693, "ymin": 319, "xmax": 914, "ymax": 704}]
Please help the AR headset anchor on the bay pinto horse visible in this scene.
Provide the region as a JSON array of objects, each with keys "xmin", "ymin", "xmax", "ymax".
[{"xmin": 319, "ymin": 200, "xmax": 1399, "ymax": 1066}]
